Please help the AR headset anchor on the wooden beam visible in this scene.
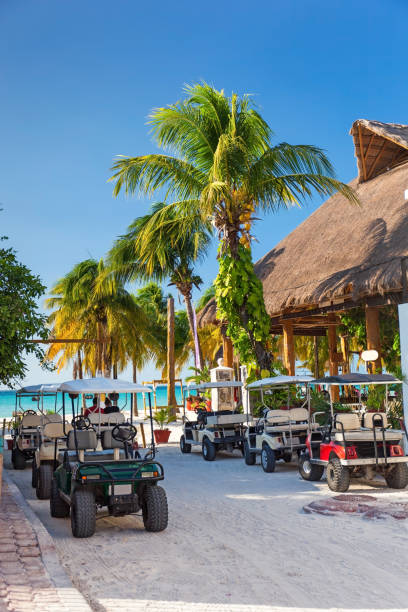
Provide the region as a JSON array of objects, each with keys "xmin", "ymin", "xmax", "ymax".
[
  {"xmin": 365, "ymin": 306, "xmax": 382, "ymax": 373},
  {"xmin": 358, "ymin": 124, "xmax": 367, "ymax": 181},
  {"xmin": 282, "ymin": 321, "xmax": 295, "ymax": 375},
  {"xmin": 28, "ymin": 338, "xmax": 103, "ymax": 344},
  {"xmin": 222, "ymin": 336, "xmax": 234, "ymax": 368},
  {"xmin": 366, "ymin": 139, "xmax": 388, "ymax": 180}
]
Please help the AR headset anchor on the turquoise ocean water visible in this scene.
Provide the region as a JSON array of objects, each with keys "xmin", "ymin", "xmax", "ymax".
[{"xmin": 0, "ymin": 385, "xmax": 184, "ymax": 419}]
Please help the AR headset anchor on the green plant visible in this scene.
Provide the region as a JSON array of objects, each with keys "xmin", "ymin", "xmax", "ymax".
[
  {"xmin": 148, "ymin": 407, "xmax": 177, "ymax": 430},
  {"xmin": 366, "ymin": 385, "xmax": 386, "ymax": 412},
  {"xmin": 185, "ymin": 365, "xmax": 211, "ymax": 384},
  {"xmin": 387, "ymin": 397, "xmax": 403, "ymax": 429}
]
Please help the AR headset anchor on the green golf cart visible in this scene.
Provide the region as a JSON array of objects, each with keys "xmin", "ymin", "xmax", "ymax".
[{"xmin": 50, "ymin": 377, "xmax": 168, "ymax": 538}]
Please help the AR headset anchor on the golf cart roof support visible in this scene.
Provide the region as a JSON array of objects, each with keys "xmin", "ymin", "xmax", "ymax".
[
  {"xmin": 246, "ymin": 375, "xmax": 314, "ymax": 389},
  {"xmin": 186, "ymin": 381, "xmax": 243, "ymax": 391}
]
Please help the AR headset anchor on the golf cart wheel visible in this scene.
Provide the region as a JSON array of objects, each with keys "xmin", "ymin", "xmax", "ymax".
[
  {"xmin": 36, "ymin": 464, "xmax": 53, "ymax": 500},
  {"xmin": 71, "ymin": 489, "xmax": 96, "ymax": 538},
  {"xmin": 11, "ymin": 447, "xmax": 26, "ymax": 470},
  {"xmin": 385, "ymin": 463, "xmax": 408, "ymax": 489},
  {"xmin": 50, "ymin": 478, "xmax": 70, "ymax": 518},
  {"xmin": 202, "ymin": 438, "xmax": 216, "ymax": 461},
  {"xmin": 31, "ymin": 461, "xmax": 38, "ymax": 488},
  {"xmin": 299, "ymin": 454, "xmax": 324, "ymax": 481},
  {"xmin": 142, "ymin": 485, "xmax": 168, "ymax": 532},
  {"xmin": 243, "ymin": 440, "xmax": 256, "ymax": 466},
  {"xmin": 261, "ymin": 444, "xmax": 276, "ymax": 473},
  {"xmin": 180, "ymin": 435, "xmax": 191, "ymax": 454},
  {"xmin": 283, "ymin": 452, "xmax": 292, "ymax": 463},
  {"xmin": 327, "ymin": 457, "xmax": 350, "ymax": 492}
]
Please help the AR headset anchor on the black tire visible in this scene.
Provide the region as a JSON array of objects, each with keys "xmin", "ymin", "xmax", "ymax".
[
  {"xmin": 180, "ymin": 435, "xmax": 191, "ymax": 454},
  {"xmin": 142, "ymin": 485, "xmax": 168, "ymax": 532},
  {"xmin": 12, "ymin": 447, "xmax": 26, "ymax": 470},
  {"xmin": 299, "ymin": 453, "xmax": 324, "ymax": 481},
  {"xmin": 244, "ymin": 440, "xmax": 256, "ymax": 466},
  {"xmin": 36, "ymin": 463, "xmax": 53, "ymax": 500},
  {"xmin": 326, "ymin": 456, "xmax": 350, "ymax": 492},
  {"xmin": 385, "ymin": 463, "xmax": 408, "ymax": 489},
  {"xmin": 261, "ymin": 444, "xmax": 276, "ymax": 473},
  {"xmin": 50, "ymin": 478, "xmax": 70, "ymax": 518},
  {"xmin": 202, "ymin": 438, "xmax": 216, "ymax": 461},
  {"xmin": 31, "ymin": 461, "xmax": 38, "ymax": 488},
  {"xmin": 71, "ymin": 489, "xmax": 96, "ymax": 538},
  {"xmin": 283, "ymin": 452, "xmax": 292, "ymax": 463}
]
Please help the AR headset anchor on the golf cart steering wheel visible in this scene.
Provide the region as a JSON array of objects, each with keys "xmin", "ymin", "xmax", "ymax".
[
  {"xmin": 112, "ymin": 424, "xmax": 137, "ymax": 443},
  {"xmin": 71, "ymin": 415, "xmax": 91, "ymax": 430},
  {"xmin": 23, "ymin": 409, "xmax": 37, "ymax": 416}
]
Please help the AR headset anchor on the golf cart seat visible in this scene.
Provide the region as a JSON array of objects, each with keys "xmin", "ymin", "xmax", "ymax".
[
  {"xmin": 88, "ymin": 412, "xmax": 125, "ymax": 426},
  {"xmin": 58, "ymin": 429, "xmax": 125, "ymax": 464},
  {"xmin": 20, "ymin": 414, "xmax": 42, "ymax": 431},
  {"xmin": 362, "ymin": 413, "xmax": 388, "ymax": 428},
  {"xmin": 43, "ymin": 413, "xmax": 62, "ymax": 424},
  {"xmin": 333, "ymin": 412, "xmax": 403, "ymax": 442},
  {"xmin": 43, "ymin": 421, "xmax": 72, "ymax": 440}
]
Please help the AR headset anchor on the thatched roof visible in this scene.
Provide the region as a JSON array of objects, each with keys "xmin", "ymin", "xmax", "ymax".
[
  {"xmin": 351, "ymin": 119, "xmax": 408, "ymax": 182},
  {"xmin": 256, "ymin": 159, "xmax": 408, "ymax": 316},
  {"xmin": 198, "ymin": 119, "xmax": 408, "ymax": 329},
  {"xmin": 197, "ymin": 298, "xmax": 218, "ymax": 328}
]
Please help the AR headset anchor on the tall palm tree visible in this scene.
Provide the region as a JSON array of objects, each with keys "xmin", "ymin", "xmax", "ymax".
[
  {"xmin": 110, "ymin": 83, "xmax": 357, "ymax": 369},
  {"xmin": 46, "ymin": 259, "xmax": 148, "ymax": 377},
  {"xmin": 108, "ymin": 202, "xmax": 211, "ymax": 368}
]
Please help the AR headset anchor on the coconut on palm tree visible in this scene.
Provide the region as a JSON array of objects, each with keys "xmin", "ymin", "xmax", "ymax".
[
  {"xmin": 108, "ymin": 202, "xmax": 211, "ymax": 369},
  {"xmin": 110, "ymin": 83, "xmax": 357, "ymax": 371}
]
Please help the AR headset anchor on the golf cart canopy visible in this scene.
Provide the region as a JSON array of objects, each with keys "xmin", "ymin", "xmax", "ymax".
[
  {"xmin": 311, "ymin": 373, "xmax": 401, "ymax": 386},
  {"xmin": 247, "ymin": 375, "xmax": 314, "ymax": 389},
  {"xmin": 58, "ymin": 377, "xmax": 153, "ymax": 394},
  {"xmin": 187, "ymin": 381, "xmax": 243, "ymax": 391},
  {"xmin": 18, "ymin": 384, "xmax": 59, "ymax": 394}
]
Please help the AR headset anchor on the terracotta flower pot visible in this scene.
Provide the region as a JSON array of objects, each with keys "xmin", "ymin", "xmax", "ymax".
[{"xmin": 153, "ymin": 429, "xmax": 171, "ymax": 444}]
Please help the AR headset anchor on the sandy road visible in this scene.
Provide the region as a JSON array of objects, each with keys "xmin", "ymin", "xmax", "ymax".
[{"xmin": 5, "ymin": 441, "xmax": 408, "ymax": 612}]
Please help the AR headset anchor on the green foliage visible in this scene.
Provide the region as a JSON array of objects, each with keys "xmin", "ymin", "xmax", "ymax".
[
  {"xmin": 388, "ymin": 397, "xmax": 403, "ymax": 429},
  {"xmin": 185, "ymin": 365, "xmax": 211, "ymax": 384},
  {"xmin": 0, "ymin": 243, "xmax": 50, "ymax": 387},
  {"xmin": 366, "ymin": 385, "xmax": 386, "ymax": 412},
  {"xmin": 215, "ymin": 245, "xmax": 271, "ymax": 365},
  {"xmin": 148, "ymin": 407, "xmax": 177, "ymax": 430}
]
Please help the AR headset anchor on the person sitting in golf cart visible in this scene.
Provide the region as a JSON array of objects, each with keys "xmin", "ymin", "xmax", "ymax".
[
  {"xmin": 104, "ymin": 397, "xmax": 120, "ymax": 414},
  {"xmin": 84, "ymin": 396, "xmax": 103, "ymax": 417}
]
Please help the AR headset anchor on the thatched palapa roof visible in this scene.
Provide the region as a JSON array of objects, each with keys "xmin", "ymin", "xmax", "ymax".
[{"xmin": 199, "ymin": 119, "xmax": 408, "ymax": 332}]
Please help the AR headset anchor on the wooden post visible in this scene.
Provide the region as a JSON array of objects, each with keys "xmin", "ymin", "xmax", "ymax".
[
  {"xmin": 132, "ymin": 360, "xmax": 138, "ymax": 417},
  {"xmin": 140, "ymin": 423, "xmax": 146, "ymax": 448},
  {"xmin": 328, "ymin": 314, "xmax": 339, "ymax": 401},
  {"xmin": 340, "ymin": 336, "xmax": 350, "ymax": 374},
  {"xmin": 283, "ymin": 322, "xmax": 295, "ymax": 376},
  {"xmin": 365, "ymin": 306, "xmax": 382, "ymax": 373},
  {"xmin": 313, "ymin": 336, "xmax": 319, "ymax": 378},
  {"xmin": 223, "ymin": 336, "xmax": 234, "ymax": 368},
  {"xmin": 167, "ymin": 296, "xmax": 176, "ymax": 414}
]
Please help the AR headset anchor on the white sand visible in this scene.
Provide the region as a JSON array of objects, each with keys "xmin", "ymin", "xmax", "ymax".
[{"xmin": 5, "ymin": 422, "xmax": 408, "ymax": 612}]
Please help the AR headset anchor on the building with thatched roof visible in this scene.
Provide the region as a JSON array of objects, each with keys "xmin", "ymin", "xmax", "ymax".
[{"xmin": 199, "ymin": 119, "xmax": 408, "ymax": 375}]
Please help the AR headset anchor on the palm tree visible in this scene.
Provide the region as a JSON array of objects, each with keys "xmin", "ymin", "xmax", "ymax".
[
  {"xmin": 108, "ymin": 202, "xmax": 211, "ymax": 368},
  {"xmin": 46, "ymin": 259, "xmax": 148, "ymax": 377},
  {"xmin": 110, "ymin": 83, "xmax": 357, "ymax": 370}
]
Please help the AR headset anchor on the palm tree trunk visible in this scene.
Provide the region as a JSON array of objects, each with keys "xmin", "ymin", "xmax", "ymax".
[
  {"xmin": 183, "ymin": 293, "xmax": 203, "ymax": 370},
  {"xmin": 77, "ymin": 349, "xmax": 83, "ymax": 379},
  {"xmin": 167, "ymin": 296, "xmax": 176, "ymax": 415}
]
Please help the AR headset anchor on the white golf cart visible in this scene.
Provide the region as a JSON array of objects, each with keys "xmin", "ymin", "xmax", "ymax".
[
  {"xmin": 299, "ymin": 373, "xmax": 408, "ymax": 492},
  {"xmin": 244, "ymin": 375, "xmax": 314, "ymax": 472},
  {"xmin": 180, "ymin": 381, "xmax": 246, "ymax": 461}
]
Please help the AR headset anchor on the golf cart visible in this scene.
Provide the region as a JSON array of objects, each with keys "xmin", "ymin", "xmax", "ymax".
[
  {"xmin": 244, "ymin": 375, "xmax": 314, "ymax": 472},
  {"xmin": 299, "ymin": 373, "xmax": 408, "ymax": 492},
  {"xmin": 50, "ymin": 377, "xmax": 168, "ymax": 538},
  {"xmin": 11, "ymin": 384, "xmax": 59, "ymax": 470},
  {"xmin": 180, "ymin": 381, "xmax": 246, "ymax": 461}
]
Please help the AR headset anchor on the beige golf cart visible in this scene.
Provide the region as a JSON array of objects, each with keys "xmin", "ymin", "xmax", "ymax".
[
  {"xmin": 244, "ymin": 375, "xmax": 314, "ymax": 472},
  {"xmin": 180, "ymin": 381, "xmax": 246, "ymax": 461}
]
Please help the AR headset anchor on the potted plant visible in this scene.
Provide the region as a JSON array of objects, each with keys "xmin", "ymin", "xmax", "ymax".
[{"xmin": 149, "ymin": 408, "xmax": 177, "ymax": 444}]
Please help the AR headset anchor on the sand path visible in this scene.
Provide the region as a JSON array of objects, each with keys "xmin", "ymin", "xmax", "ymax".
[{"xmin": 5, "ymin": 443, "xmax": 408, "ymax": 611}]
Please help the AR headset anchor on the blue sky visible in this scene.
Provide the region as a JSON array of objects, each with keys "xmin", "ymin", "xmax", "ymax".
[{"xmin": 1, "ymin": 0, "xmax": 407, "ymax": 386}]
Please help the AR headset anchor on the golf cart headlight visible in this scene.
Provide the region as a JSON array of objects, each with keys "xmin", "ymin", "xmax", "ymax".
[
  {"xmin": 81, "ymin": 474, "xmax": 100, "ymax": 480},
  {"xmin": 142, "ymin": 471, "xmax": 159, "ymax": 478}
]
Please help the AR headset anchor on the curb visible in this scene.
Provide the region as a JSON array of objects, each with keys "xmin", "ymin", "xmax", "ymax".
[{"xmin": 3, "ymin": 469, "xmax": 93, "ymax": 610}]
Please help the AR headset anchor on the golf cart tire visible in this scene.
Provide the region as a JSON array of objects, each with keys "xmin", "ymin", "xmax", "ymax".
[
  {"xmin": 71, "ymin": 489, "xmax": 96, "ymax": 538},
  {"xmin": 36, "ymin": 463, "xmax": 53, "ymax": 500},
  {"xmin": 385, "ymin": 463, "xmax": 408, "ymax": 489},
  {"xmin": 244, "ymin": 440, "xmax": 256, "ymax": 465},
  {"xmin": 202, "ymin": 438, "xmax": 216, "ymax": 461},
  {"xmin": 327, "ymin": 456, "xmax": 350, "ymax": 492},
  {"xmin": 299, "ymin": 454, "xmax": 324, "ymax": 481},
  {"xmin": 50, "ymin": 478, "xmax": 70, "ymax": 518},
  {"xmin": 31, "ymin": 461, "xmax": 38, "ymax": 488},
  {"xmin": 12, "ymin": 448, "xmax": 26, "ymax": 470},
  {"xmin": 261, "ymin": 444, "xmax": 276, "ymax": 473},
  {"xmin": 142, "ymin": 485, "xmax": 168, "ymax": 532},
  {"xmin": 180, "ymin": 435, "xmax": 191, "ymax": 454}
]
